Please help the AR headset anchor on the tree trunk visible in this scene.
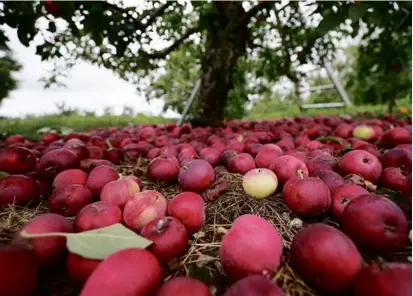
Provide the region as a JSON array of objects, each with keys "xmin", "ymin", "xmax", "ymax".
[{"xmin": 190, "ymin": 2, "xmax": 248, "ymax": 127}]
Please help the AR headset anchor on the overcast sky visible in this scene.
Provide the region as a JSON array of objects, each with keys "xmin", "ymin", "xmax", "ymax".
[{"xmin": 1, "ymin": 26, "xmax": 179, "ymax": 118}]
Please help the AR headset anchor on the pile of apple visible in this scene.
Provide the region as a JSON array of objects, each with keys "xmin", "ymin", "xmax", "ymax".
[{"xmin": 0, "ymin": 114, "xmax": 412, "ymax": 296}]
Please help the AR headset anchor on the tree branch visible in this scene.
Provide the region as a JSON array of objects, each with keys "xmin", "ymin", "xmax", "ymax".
[
  {"xmin": 145, "ymin": 26, "xmax": 200, "ymax": 59},
  {"xmin": 97, "ymin": 1, "xmax": 173, "ymax": 32}
]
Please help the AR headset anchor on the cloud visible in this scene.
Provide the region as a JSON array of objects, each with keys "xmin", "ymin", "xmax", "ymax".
[{"xmin": 1, "ymin": 26, "xmax": 180, "ymax": 119}]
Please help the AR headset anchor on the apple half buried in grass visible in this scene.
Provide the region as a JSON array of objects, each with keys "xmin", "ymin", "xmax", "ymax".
[{"xmin": 243, "ymin": 168, "xmax": 278, "ymax": 199}]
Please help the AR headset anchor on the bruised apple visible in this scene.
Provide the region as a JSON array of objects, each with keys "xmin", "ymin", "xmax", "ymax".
[
  {"xmin": 16, "ymin": 213, "xmax": 73, "ymax": 265},
  {"xmin": 156, "ymin": 276, "xmax": 211, "ymax": 296},
  {"xmin": 79, "ymin": 249, "xmax": 162, "ymax": 296},
  {"xmin": 100, "ymin": 178, "xmax": 140, "ymax": 209},
  {"xmin": 220, "ymin": 214, "xmax": 283, "ymax": 280},
  {"xmin": 341, "ymin": 194, "xmax": 409, "ymax": 252},
  {"xmin": 167, "ymin": 192, "xmax": 205, "ymax": 234},
  {"xmin": 224, "ymin": 275, "xmax": 285, "ymax": 296},
  {"xmin": 243, "ymin": 168, "xmax": 278, "ymax": 199},
  {"xmin": 140, "ymin": 216, "xmax": 189, "ymax": 263},
  {"xmin": 74, "ymin": 201, "xmax": 122, "ymax": 232},
  {"xmin": 123, "ymin": 190, "xmax": 167, "ymax": 232},
  {"xmin": 290, "ymin": 223, "xmax": 361, "ymax": 294}
]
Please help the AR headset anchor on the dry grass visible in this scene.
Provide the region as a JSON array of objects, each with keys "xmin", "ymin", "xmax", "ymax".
[{"xmin": 0, "ymin": 160, "xmax": 411, "ymax": 296}]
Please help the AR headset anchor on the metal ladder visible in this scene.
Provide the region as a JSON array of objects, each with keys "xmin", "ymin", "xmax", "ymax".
[
  {"xmin": 298, "ymin": 61, "xmax": 353, "ymax": 110},
  {"xmin": 177, "ymin": 61, "xmax": 353, "ymax": 125}
]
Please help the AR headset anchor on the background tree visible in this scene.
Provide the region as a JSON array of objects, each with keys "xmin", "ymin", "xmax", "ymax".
[
  {"xmin": 0, "ymin": 1, "xmax": 411, "ymax": 124},
  {"xmin": 0, "ymin": 29, "xmax": 21, "ymax": 107}
]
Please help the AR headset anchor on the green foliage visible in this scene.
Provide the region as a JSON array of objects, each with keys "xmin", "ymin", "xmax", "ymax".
[
  {"xmin": 0, "ymin": 30, "xmax": 22, "ymax": 104},
  {"xmin": 0, "ymin": 1, "xmax": 411, "ymax": 119}
]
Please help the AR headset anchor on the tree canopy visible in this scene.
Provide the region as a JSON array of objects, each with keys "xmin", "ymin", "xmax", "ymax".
[
  {"xmin": 0, "ymin": 1, "xmax": 411, "ymax": 122},
  {"xmin": 0, "ymin": 29, "xmax": 21, "ymax": 106}
]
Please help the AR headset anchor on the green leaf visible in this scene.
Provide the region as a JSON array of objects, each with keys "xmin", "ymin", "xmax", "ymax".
[
  {"xmin": 20, "ymin": 223, "xmax": 152, "ymax": 260},
  {"xmin": 0, "ymin": 171, "xmax": 9, "ymax": 179},
  {"xmin": 348, "ymin": 4, "xmax": 369, "ymax": 22},
  {"xmin": 316, "ymin": 11, "xmax": 347, "ymax": 36},
  {"xmin": 317, "ymin": 136, "xmax": 344, "ymax": 144}
]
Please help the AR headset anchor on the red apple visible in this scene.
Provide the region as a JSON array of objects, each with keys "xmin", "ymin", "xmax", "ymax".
[
  {"xmin": 255, "ymin": 150, "xmax": 282, "ymax": 169},
  {"xmin": 199, "ymin": 147, "xmax": 221, "ymax": 167},
  {"xmin": 0, "ymin": 146, "xmax": 37, "ymax": 174},
  {"xmin": 381, "ymin": 127, "xmax": 412, "ymax": 148},
  {"xmin": 311, "ymin": 170, "xmax": 344, "ymax": 192},
  {"xmin": 16, "ymin": 213, "xmax": 73, "ymax": 265},
  {"xmin": 380, "ymin": 167, "xmax": 407, "ymax": 191},
  {"xmin": 341, "ymin": 194, "xmax": 408, "ymax": 252},
  {"xmin": 291, "ymin": 223, "xmax": 361, "ymax": 294},
  {"xmin": 283, "ymin": 177, "xmax": 331, "ymax": 217},
  {"xmin": 103, "ymin": 148, "xmax": 124, "ymax": 164},
  {"xmin": 339, "ymin": 150, "xmax": 382, "ymax": 183},
  {"xmin": 123, "ymin": 190, "xmax": 168, "ymax": 232},
  {"xmin": 352, "ymin": 263, "xmax": 412, "ymax": 296},
  {"xmin": 167, "ymin": 192, "xmax": 205, "ymax": 233},
  {"xmin": 147, "ymin": 156, "xmax": 180, "ymax": 182},
  {"xmin": 0, "ymin": 175, "xmax": 40, "ymax": 206},
  {"xmin": 86, "ymin": 146, "xmax": 104, "ymax": 159},
  {"xmin": 156, "ymin": 276, "xmax": 211, "ymax": 296},
  {"xmin": 140, "ymin": 216, "xmax": 189, "ymax": 263},
  {"xmin": 52, "ymin": 169, "xmax": 88, "ymax": 191},
  {"xmin": 0, "ymin": 245, "xmax": 38, "ymax": 296},
  {"xmin": 269, "ymin": 155, "xmax": 309, "ymax": 185},
  {"xmin": 86, "ymin": 165, "xmax": 119, "ymax": 196},
  {"xmin": 220, "ymin": 214, "xmax": 283, "ymax": 281},
  {"xmin": 227, "ymin": 153, "xmax": 256, "ymax": 175},
  {"xmin": 66, "ymin": 253, "xmax": 101, "ymax": 283},
  {"xmin": 381, "ymin": 148, "xmax": 412, "ymax": 173},
  {"xmin": 178, "ymin": 159, "xmax": 215, "ymax": 192},
  {"xmin": 36, "ymin": 148, "xmax": 80, "ymax": 178},
  {"xmin": 74, "ymin": 201, "xmax": 122, "ymax": 232},
  {"xmin": 401, "ymin": 173, "xmax": 412, "ymax": 202},
  {"xmin": 100, "ymin": 178, "xmax": 140, "ymax": 209},
  {"xmin": 330, "ymin": 184, "xmax": 369, "ymax": 218},
  {"xmin": 48, "ymin": 184, "xmax": 93, "ymax": 216},
  {"xmin": 79, "ymin": 249, "xmax": 162, "ymax": 296},
  {"xmin": 224, "ymin": 275, "xmax": 285, "ymax": 296},
  {"xmin": 80, "ymin": 159, "xmax": 114, "ymax": 173}
]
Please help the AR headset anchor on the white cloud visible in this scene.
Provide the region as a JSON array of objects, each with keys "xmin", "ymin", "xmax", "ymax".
[{"xmin": 1, "ymin": 26, "xmax": 180, "ymax": 119}]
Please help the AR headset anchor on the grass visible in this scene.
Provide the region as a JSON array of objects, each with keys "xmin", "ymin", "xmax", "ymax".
[
  {"xmin": 248, "ymin": 97, "xmax": 412, "ymax": 120},
  {"xmin": 0, "ymin": 114, "xmax": 172, "ymax": 140}
]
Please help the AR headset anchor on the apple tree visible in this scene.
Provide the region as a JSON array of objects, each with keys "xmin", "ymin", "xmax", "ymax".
[{"xmin": 0, "ymin": 1, "xmax": 410, "ymax": 123}]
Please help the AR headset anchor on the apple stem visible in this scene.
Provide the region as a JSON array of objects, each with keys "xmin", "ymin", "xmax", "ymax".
[
  {"xmin": 155, "ymin": 217, "xmax": 171, "ymax": 233},
  {"xmin": 105, "ymin": 139, "xmax": 113, "ymax": 149},
  {"xmin": 91, "ymin": 204, "xmax": 101, "ymax": 212},
  {"xmin": 297, "ymin": 169, "xmax": 304, "ymax": 179},
  {"xmin": 20, "ymin": 231, "xmax": 72, "ymax": 239}
]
